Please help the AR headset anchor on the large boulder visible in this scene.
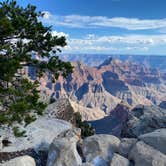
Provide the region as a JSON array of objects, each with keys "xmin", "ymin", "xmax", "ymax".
[
  {"xmin": 1, "ymin": 155, "xmax": 35, "ymax": 166},
  {"xmin": 118, "ymin": 138, "xmax": 137, "ymax": 157},
  {"xmin": 92, "ymin": 156, "xmax": 108, "ymax": 166},
  {"xmin": 139, "ymin": 128, "xmax": 166, "ymax": 154},
  {"xmin": 110, "ymin": 153, "xmax": 129, "ymax": 166},
  {"xmin": 82, "ymin": 134, "xmax": 120, "ymax": 163},
  {"xmin": 45, "ymin": 98, "xmax": 76, "ymax": 124},
  {"xmin": 0, "ymin": 117, "xmax": 72, "ymax": 152},
  {"xmin": 121, "ymin": 105, "xmax": 166, "ymax": 137},
  {"xmin": 46, "ymin": 128, "xmax": 82, "ymax": 166},
  {"xmin": 129, "ymin": 141, "xmax": 166, "ymax": 166}
]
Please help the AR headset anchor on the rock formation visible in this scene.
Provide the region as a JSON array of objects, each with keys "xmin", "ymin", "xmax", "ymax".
[
  {"xmin": 45, "ymin": 98, "xmax": 105, "ymax": 122},
  {"xmin": 1, "ymin": 155, "xmax": 36, "ymax": 166},
  {"xmin": 49, "ymin": 58, "xmax": 166, "ymax": 120},
  {"xmin": 1, "ymin": 103, "xmax": 166, "ymax": 166},
  {"xmin": 110, "ymin": 153, "xmax": 129, "ymax": 166},
  {"xmin": 24, "ymin": 57, "xmax": 166, "ymax": 121},
  {"xmin": 129, "ymin": 141, "xmax": 166, "ymax": 166},
  {"xmin": 82, "ymin": 134, "xmax": 120, "ymax": 163},
  {"xmin": 139, "ymin": 129, "xmax": 166, "ymax": 154},
  {"xmin": 0, "ymin": 117, "xmax": 72, "ymax": 153},
  {"xmin": 121, "ymin": 105, "xmax": 166, "ymax": 138},
  {"xmin": 46, "ymin": 128, "xmax": 166, "ymax": 166},
  {"xmin": 46, "ymin": 128, "xmax": 82, "ymax": 166}
]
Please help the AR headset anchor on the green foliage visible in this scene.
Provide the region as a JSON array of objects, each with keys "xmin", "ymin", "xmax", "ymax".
[
  {"xmin": 12, "ymin": 126, "xmax": 26, "ymax": 137},
  {"xmin": 0, "ymin": 113, "xmax": 9, "ymax": 124},
  {"xmin": 24, "ymin": 115, "xmax": 36, "ymax": 126},
  {"xmin": 74, "ymin": 112, "xmax": 95, "ymax": 138},
  {"xmin": 0, "ymin": 0, "xmax": 73, "ymax": 134}
]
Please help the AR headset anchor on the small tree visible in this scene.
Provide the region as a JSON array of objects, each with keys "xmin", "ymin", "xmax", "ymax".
[
  {"xmin": 74, "ymin": 112, "xmax": 95, "ymax": 138},
  {"xmin": 0, "ymin": 0, "xmax": 73, "ymax": 131}
]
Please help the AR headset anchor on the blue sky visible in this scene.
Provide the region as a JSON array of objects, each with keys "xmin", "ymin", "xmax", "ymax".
[{"xmin": 4, "ymin": 0, "xmax": 166, "ymax": 55}]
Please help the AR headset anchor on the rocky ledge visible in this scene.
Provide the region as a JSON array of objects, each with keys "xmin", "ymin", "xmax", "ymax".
[
  {"xmin": 0, "ymin": 104, "xmax": 166, "ymax": 166},
  {"xmin": 2, "ymin": 128, "xmax": 166, "ymax": 166}
]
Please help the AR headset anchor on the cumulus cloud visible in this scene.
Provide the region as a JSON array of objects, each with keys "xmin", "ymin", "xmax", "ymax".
[
  {"xmin": 41, "ymin": 11, "xmax": 166, "ymax": 30},
  {"xmin": 42, "ymin": 11, "xmax": 51, "ymax": 19},
  {"xmin": 52, "ymin": 31, "xmax": 69, "ymax": 38},
  {"xmin": 70, "ymin": 34, "xmax": 166, "ymax": 45},
  {"xmin": 62, "ymin": 34, "xmax": 166, "ymax": 53}
]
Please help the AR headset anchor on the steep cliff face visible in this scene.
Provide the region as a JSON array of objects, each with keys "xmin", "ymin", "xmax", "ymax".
[
  {"xmin": 50, "ymin": 58, "xmax": 165, "ymax": 115},
  {"xmin": 36, "ymin": 58, "xmax": 166, "ymax": 120},
  {"xmin": 52, "ymin": 61, "xmax": 121, "ymax": 114}
]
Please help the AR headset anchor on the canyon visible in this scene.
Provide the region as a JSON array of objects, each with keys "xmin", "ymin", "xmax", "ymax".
[{"xmin": 36, "ymin": 56, "xmax": 166, "ymax": 120}]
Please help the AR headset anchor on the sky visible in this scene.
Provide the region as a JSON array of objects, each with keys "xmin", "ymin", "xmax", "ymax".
[{"xmin": 3, "ymin": 0, "xmax": 166, "ymax": 55}]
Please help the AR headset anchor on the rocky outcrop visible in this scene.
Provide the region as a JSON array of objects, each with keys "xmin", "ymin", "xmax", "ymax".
[
  {"xmin": 129, "ymin": 141, "xmax": 166, "ymax": 166},
  {"xmin": 45, "ymin": 129, "xmax": 166, "ymax": 166},
  {"xmin": 1, "ymin": 102, "xmax": 166, "ymax": 166},
  {"xmin": 25, "ymin": 56, "xmax": 166, "ymax": 121},
  {"xmin": 0, "ymin": 117, "xmax": 72, "ymax": 153},
  {"xmin": 89, "ymin": 102, "xmax": 130, "ymax": 136},
  {"xmin": 49, "ymin": 58, "xmax": 166, "ymax": 120},
  {"xmin": 70, "ymin": 100, "xmax": 105, "ymax": 121},
  {"xmin": 59, "ymin": 54, "xmax": 166, "ymax": 73},
  {"xmin": 45, "ymin": 98, "xmax": 76, "ymax": 124},
  {"xmin": 2, "ymin": 127, "xmax": 166, "ymax": 166},
  {"xmin": 110, "ymin": 153, "xmax": 129, "ymax": 166},
  {"xmin": 118, "ymin": 138, "xmax": 137, "ymax": 158},
  {"xmin": 139, "ymin": 128, "xmax": 166, "ymax": 154},
  {"xmin": 82, "ymin": 134, "xmax": 120, "ymax": 163},
  {"xmin": 46, "ymin": 128, "xmax": 82, "ymax": 166},
  {"xmin": 110, "ymin": 102, "xmax": 130, "ymax": 122},
  {"xmin": 121, "ymin": 105, "xmax": 166, "ymax": 137},
  {"xmin": 45, "ymin": 97, "xmax": 105, "ymax": 122},
  {"xmin": 1, "ymin": 155, "xmax": 36, "ymax": 166}
]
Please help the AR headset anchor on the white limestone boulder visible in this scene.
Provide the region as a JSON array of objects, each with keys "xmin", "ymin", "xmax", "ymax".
[
  {"xmin": 0, "ymin": 155, "xmax": 36, "ymax": 166},
  {"xmin": 129, "ymin": 141, "xmax": 166, "ymax": 166},
  {"xmin": 139, "ymin": 128, "xmax": 166, "ymax": 154},
  {"xmin": 110, "ymin": 153, "xmax": 129, "ymax": 166},
  {"xmin": 82, "ymin": 134, "xmax": 120, "ymax": 163},
  {"xmin": 0, "ymin": 117, "xmax": 72, "ymax": 152},
  {"xmin": 46, "ymin": 128, "xmax": 82, "ymax": 166},
  {"xmin": 118, "ymin": 138, "xmax": 137, "ymax": 157}
]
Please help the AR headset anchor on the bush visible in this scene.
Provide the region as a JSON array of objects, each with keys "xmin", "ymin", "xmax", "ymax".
[
  {"xmin": 12, "ymin": 126, "xmax": 26, "ymax": 137},
  {"xmin": 74, "ymin": 112, "xmax": 95, "ymax": 138}
]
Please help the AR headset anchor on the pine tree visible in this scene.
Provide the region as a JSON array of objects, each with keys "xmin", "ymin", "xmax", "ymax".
[{"xmin": 0, "ymin": 0, "xmax": 73, "ymax": 131}]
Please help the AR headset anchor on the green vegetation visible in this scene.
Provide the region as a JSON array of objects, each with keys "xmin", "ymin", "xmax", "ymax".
[
  {"xmin": 0, "ymin": 0, "xmax": 73, "ymax": 133},
  {"xmin": 74, "ymin": 112, "xmax": 95, "ymax": 138},
  {"xmin": 12, "ymin": 126, "xmax": 26, "ymax": 137}
]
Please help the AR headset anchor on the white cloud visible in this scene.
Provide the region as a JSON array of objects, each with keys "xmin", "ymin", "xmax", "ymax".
[
  {"xmin": 125, "ymin": 46, "xmax": 149, "ymax": 51},
  {"xmin": 62, "ymin": 34, "xmax": 166, "ymax": 53},
  {"xmin": 41, "ymin": 12, "xmax": 166, "ymax": 30},
  {"xmin": 69, "ymin": 34, "xmax": 166, "ymax": 45},
  {"xmin": 52, "ymin": 31, "xmax": 69, "ymax": 38},
  {"xmin": 42, "ymin": 11, "xmax": 51, "ymax": 19}
]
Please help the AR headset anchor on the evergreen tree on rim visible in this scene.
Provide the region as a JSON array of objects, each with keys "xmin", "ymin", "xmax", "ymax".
[{"xmin": 0, "ymin": 0, "xmax": 73, "ymax": 134}]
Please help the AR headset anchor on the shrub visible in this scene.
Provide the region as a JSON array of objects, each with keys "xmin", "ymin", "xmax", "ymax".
[{"xmin": 74, "ymin": 112, "xmax": 95, "ymax": 138}]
